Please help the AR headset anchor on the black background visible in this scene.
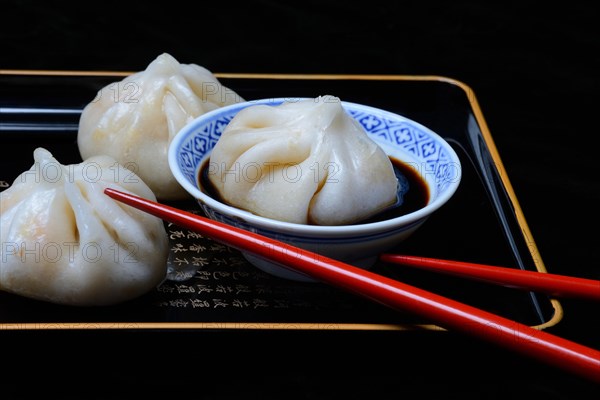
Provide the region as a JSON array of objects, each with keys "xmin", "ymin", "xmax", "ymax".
[{"xmin": 2, "ymin": 0, "xmax": 599, "ymax": 397}]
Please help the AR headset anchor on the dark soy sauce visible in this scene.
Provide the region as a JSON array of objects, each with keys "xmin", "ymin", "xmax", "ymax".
[
  {"xmin": 198, "ymin": 156, "xmax": 429, "ymax": 225},
  {"xmin": 360, "ymin": 156, "xmax": 430, "ymax": 224}
]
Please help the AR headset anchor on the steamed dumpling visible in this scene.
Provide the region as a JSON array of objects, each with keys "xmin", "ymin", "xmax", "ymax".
[
  {"xmin": 77, "ymin": 52, "xmax": 244, "ymax": 200},
  {"xmin": 0, "ymin": 148, "xmax": 169, "ymax": 306},
  {"xmin": 207, "ymin": 96, "xmax": 399, "ymax": 225}
]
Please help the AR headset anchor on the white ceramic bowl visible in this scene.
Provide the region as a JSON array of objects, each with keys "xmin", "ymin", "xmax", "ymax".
[{"xmin": 169, "ymin": 98, "xmax": 461, "ymax": 282}]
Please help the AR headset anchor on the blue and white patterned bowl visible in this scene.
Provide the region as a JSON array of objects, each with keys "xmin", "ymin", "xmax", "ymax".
[{"xmin": 169, "ymin": 98, "xmax": 461, "ymax": 281}]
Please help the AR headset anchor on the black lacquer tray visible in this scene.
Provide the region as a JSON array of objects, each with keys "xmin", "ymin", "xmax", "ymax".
[{"xmin": 0, "ymin": 71, "xmax": 561, "ymax": 331}]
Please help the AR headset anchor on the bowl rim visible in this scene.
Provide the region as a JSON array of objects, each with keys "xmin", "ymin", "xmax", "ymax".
[{"xmin": 168, "ymin": 97, "xmax": 462, "ymax": 236}]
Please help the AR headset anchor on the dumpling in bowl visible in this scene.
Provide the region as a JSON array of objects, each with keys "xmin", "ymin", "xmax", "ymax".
[
  {"xmin": 77, "ymin": 52, "xmax": 244, "ymax": 200},
  {"xmin": 207, "ymin": 95, "xmax": 399, "ymax": 225},
  {"xmin": 0, "ymin": 148, "xmax": 169, "ymax": 306}
]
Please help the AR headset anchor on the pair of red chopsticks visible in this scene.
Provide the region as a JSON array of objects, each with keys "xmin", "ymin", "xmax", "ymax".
[{"xmin": 104, "ymin": 188, "xmax": 600, "ymax": 383}]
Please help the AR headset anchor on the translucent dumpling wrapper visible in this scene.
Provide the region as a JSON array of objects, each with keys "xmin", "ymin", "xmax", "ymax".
[
  {"xmin": 207, "ymin": 96, "xmax": 400, "ymax": 225},
  {"xmin": 0, "ymin": 148, "xmax": 170, "ymax": 306},
  {"xmin": 77, "ymin": 52, "xmax": 244, "ymax": 200}
]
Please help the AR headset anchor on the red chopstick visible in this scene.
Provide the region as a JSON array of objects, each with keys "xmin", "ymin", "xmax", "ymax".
[
  {"xmin": 104, "ymin": 188, "xmax": 600, "ymax": 383},
  {"xmin": 379, "ymin": 254, "xmax": 600, "ymax": 302}
]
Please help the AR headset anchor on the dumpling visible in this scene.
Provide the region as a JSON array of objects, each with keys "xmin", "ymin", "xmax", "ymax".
[
  {"xmin": 0, "ymin": 148, "xmax": 169, "ymax": 306},
  {"xmin": 207, "ymin": 95, "xmax": 399, "ymax": 225},
  {"xmin": 77, "ymin": 52, "xmax": 244, "ymax": 201}
]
